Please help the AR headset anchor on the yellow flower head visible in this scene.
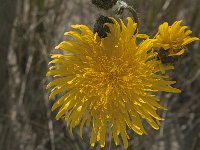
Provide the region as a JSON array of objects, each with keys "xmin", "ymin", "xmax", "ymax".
[
  {"xmin": 154, "ymin": 21, "xmax": 199, "ymax": 56},
  {"xmin": 47, "ymin": 17, "xmax": 180, "ymax": 148}
]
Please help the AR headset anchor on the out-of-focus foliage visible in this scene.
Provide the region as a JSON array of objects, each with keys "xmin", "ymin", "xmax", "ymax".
[{"xmin": 0, "ymin": 0, "xmax": 199, "ymax": 150}]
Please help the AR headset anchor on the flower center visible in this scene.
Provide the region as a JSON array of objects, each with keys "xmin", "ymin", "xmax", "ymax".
[{"xmin": 107, "ymin": 71, "xmax": 118, "ymax": 82}]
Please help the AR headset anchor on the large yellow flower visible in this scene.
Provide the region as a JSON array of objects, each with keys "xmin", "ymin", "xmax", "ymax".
[
  {"xmin": 154, "ymin": 21, "xmax": 199, "ymax": 56},
  {"xmin": 47, "ymin": 17, "xmax": 180, "ymax": 148}
]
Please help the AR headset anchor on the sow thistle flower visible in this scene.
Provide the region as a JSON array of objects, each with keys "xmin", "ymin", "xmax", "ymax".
[
  {"xmin": 154, "ymin": 21, "xmax": 199, "ymax": 56},
  {"xmin": 47, "ymin": 17, "xmax": 181, "ymax": 148}
]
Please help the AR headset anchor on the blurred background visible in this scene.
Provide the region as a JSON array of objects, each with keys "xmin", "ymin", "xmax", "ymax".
[{"xmin": 0, "ymin": 0, "xmax": 200, "ymax": 150}]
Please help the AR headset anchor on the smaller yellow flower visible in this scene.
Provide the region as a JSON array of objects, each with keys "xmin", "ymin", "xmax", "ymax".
[{"xmin": 154, "ymin": 21, "xmax": 199, "ymax": 56}]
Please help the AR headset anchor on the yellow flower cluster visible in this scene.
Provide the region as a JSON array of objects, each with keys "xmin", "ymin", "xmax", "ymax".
[{"xmin": 47, "ymin": 17, "xmax": 198, "ymax": 148}]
